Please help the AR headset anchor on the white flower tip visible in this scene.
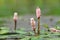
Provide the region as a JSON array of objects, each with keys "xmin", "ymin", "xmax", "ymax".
[
  {"xmin": 13, "ymin": 12, "xmax": 18, "ymax": 20},
  {"xmin": 30, "ymin": 18, "xmax": 34, "ymax": 21},
  {"xmin": 14, "ymin": 12, "xmax": 18, "ymax": 16},
  {"xmin": 30, "ymin": 18, "xmax": 35, "ymax": 26},
  {"xmin": 30, "ymin": 18, "xmax": 36, "ymax": 30}
]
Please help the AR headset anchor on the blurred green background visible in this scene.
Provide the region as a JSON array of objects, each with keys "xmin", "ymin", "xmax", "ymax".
[{"xmin": 0, "ymin": 0, "xmax": 60, "ymax": 17}]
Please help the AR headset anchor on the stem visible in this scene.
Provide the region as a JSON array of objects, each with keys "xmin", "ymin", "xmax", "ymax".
[
  {"xmin": 37, "ymin": 18, "xmax": 40, "ymax": 35},
  {"xmin": 33, "ymin": 28, "xmax": 37, "ymax": 36},
  {"xmin": 14, "ymin": 20, "xmax": 17, "ymax": 30},
  {"xmin": 46, "ymin": 26, "xmax": 50, "ymax": 32}
]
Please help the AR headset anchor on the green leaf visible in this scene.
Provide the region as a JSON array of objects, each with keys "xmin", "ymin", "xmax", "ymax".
[
  {"xmin": 16, "ymin": 30, "xmax": 27, "ymax": 35},
  {"xmin": 16, "ymin": 28, "xmax": 27, "ymax": 35},
  {"xmin": 52, "ymin": 32, "xmax": 60, "ymax": 36},
  {"xmin": 21, "ymin": 36, "xmax": 30, "ymax": 40},
  {"xmin": 55, "ymin": 26, "xmax": 60, "ymax": 30},
  {"xmin": 0, "ymin": 35, "xmax": 8, "ymax": 39},
  {"xmin": 46, "ymin": 38, "xmax": 60, "ymax": 40},
  {"xmin": 0, "ymin": 27, "xmax": 9, "ymax": 34},
  {"xmin": 26, "ymin": 32, "xmax": 34, "ymax": 36},
  {"xmin": 31, "ymin": 36, "xmax": 43, "ymax": 40}
]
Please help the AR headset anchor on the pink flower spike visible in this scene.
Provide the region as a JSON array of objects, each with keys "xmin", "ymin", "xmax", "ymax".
[
  {"xmin": 13, "ymin": 12, "xmax": 18, "ymax": 21},
  {"xmin": 30, "ymin": 18, "xmax": 36, "ymax": 29},
  {"xmin": 36, "ymin": 7, "xmax": 41, "ymax": 18}
]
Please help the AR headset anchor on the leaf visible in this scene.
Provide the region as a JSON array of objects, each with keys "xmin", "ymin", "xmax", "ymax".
[
  {"xmin": 31, "ymin": 36, "xmax": 44, "ymax": 40},
  {"xmin": 55, "ymin": 26, "xmax": 60, "ymax": 30},
  {"xmin": 26, "ymin": 32, "xmax": 34, "ymax": 36},
  {"xmin": 21, "ymin": 36, "xmax": 30, "ymax": 40},
  {"xmin": 0, "ymin": 27, "xmax": 9, "ymax": 34},
  {"xmin": 16, "ymin": 30, "xmax": 27, "ymax": 35},
  {"xmin": 0, "ymin": 35, "xmax": 8, "ymax": 39},
  {"xmin": 46, "ymin": 38, "xmax": 60, "ymax": 40},
  {"xmin": 16, "ymin": 28, "xmax": 27, "ymax": 35},
  {"xmin": 52, "ymin": 32, "xmax": 60, "ymax": 37}
]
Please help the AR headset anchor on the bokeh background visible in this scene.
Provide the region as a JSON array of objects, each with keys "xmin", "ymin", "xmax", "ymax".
[
  {"xmin": 0, "ymin": 0, "xmax": 60, "ymax": 17},
  {"xmin": 0, "ymin": 1, "xmax": 60, "ymax": 40}
]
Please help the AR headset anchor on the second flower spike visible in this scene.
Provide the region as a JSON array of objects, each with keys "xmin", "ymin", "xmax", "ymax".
[{"xmin": 30, "ymin": 18, "xmax": 37, "ymax": 35}]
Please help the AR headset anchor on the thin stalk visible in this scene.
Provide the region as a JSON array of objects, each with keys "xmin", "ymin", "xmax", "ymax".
[
  {"xmin": 37, "ymin": 18, "xmax": 40, "ymax": 35},
  {"xmin": 33, "ymin": 28, "xmax": 37, "ymax": 36},
  {"xmin": 14, "ymin": 20, "xmax": 17, "ymax": 30},
  {"xmin": 46, "ymin": 26, "xmax": 50, "ymax": 32}
]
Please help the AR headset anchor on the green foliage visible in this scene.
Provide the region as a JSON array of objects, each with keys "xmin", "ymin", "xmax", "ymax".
[
  {"xmin": 16, "ymin": 28, "xmax": 27, "ymax": 35},
  {"xmin": 0, "ymin": 19, "xmax": 6, "ymax": 25},
  {"xmin": 56, "ymin": 20, "xmax": 60, "ymax": 25},
  {"xmin": 0, "ymin": 27, "xmax": 60, "ymax": 40},
  {"xmin": 0, "ymin": 27, "xmax": 9, "ymax": 34},
  {"xmin": 30, "ymin": 36, "xmax": 43, "ymax": 40},
  {"xmin": 43, "ymin": 24, "xmax": 49, "ymax": 29},
  {"xmin": 0, "ymin": 0, "xmax": 60, "ymax": 17},
  {"xmin": 0, "ymin": 35, "xmax": 8, "ymax": 39},
  {"xmin": 21, "ymin": 36, "xmax": 31, "ymax": 40},
  {"xmin": 47, "ymin": 38, "xmax": 60, "ymax": 40},
  {"xmin": 55, "ymin": 26, "xmax": 60, "ymax": 30}
]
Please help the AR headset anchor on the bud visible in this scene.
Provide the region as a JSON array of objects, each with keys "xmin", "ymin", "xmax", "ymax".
[
  {"xmin": 36, "ymin": 7, "xmax": 41, "ymax": 18},
  {"xmin": 30, "ymin": 18, "xmax": 36, "ymax": 29},
  {"xmin": 13, "ymin": 12, "xmax": 18, "ymax": 21},
  {"xmin": 50, "ymin": 28, "xmax": 57, "ymax": 32},
  {"xmin": 56, "ymin": 30, "xmax": 60, "ymax": 32}
]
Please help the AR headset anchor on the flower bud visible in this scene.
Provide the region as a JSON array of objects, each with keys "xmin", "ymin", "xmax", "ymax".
[
  {"xmin": 56, "ymin": 30, "xmax": 60, "ymax": 32},
  {"xmin": 36, "ymin": 7, "xmax": 41, "ymax": 18},
  {"xmin": 13, "ymin": 12, "xmax": 18, "ymax": 21},
  {"xmin": 50, "ymin": 28, "xmax": 57, "ymax": 32},
  {"xmin": 30, "ymin": 18, "xmax": 36, "ymax": 29}
]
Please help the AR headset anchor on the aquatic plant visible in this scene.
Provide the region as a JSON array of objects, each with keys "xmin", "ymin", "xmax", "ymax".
[
  {"xmin": 36, "ymin": 7, "xmax": 41, "ymax": 35},
  {"xmin": 30, "ymin": 18, "xmax": 37, "ymax": 36},
  {"xmin": 13, "ymin": 12, "xmax": 18, "ymax": 30}
]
